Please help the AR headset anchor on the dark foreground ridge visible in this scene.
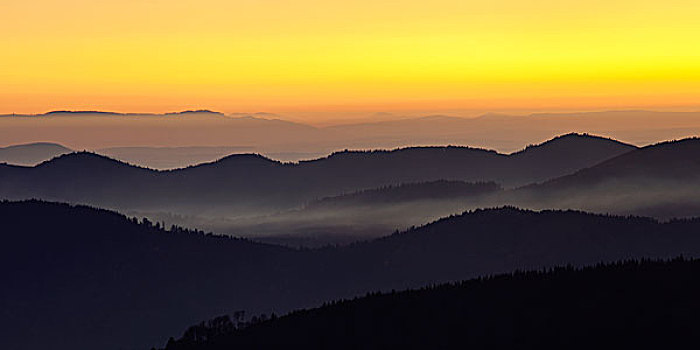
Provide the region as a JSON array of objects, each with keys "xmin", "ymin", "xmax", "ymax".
[
  {"xmin": 6, "ymin": 200, "xmax": 700, "ymax": 349},
  {"xmin": 160, "ymin": 258, "xmax": 700, "ymax": 350}
]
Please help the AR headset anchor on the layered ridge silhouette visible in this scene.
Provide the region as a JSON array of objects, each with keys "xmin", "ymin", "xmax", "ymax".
[
  {"xmin": 5, "ymin": 201, "xmax": 700, "ymax": 349},
  {"xmin": 2, "ymin": 110, "xmax": 700, "ymax": 159},
  {"xmin": 0, "ymin": 133, "xmax": 634, "ymax": 215},
  {"xmin": 511, "ymin": 137, "xmax": 700, "ymax": 218},
  {"xmin": 5, "ymin": 134, "xmax": 700, "ymax": 246}
]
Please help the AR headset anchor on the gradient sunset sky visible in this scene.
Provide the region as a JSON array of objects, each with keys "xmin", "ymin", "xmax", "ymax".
[{"xmin": 2, "ymin": 0, "xmax": 700, "ymax": 119}]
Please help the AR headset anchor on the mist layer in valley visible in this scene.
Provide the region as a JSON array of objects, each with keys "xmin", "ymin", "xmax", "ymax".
[
  {"xmin": 1, "ymin": 132, "xmax": 661, "ymax": 246},
  {"xmin": 7, "ymin": 201, "xmax": 700, "ymax": 349},
  {"xmin": 5, "ymin": 117, "xmax": 700, "ymax": 349},
  {"xmin": 126, "ymin": 137, "xmax": 700, "ymax": 247}
]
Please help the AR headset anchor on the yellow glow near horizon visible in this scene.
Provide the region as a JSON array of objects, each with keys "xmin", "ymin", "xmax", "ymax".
[{"xmin": 2, "ymin": 0, "xmax": 700, "ymax": 117}]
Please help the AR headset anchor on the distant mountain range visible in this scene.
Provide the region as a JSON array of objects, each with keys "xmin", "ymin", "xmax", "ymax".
[
  {"xmin": 0, "ymin": 110, "xmax": 321, "ymax": 154},
  {"xmin": 2, "ymin": 109, "xmax": 224, "ymax": 117},
  {"xmin": 97, "ymin": 146, "xmax": 256, "ymax": 170},
  {"xmin": 0, "ymin": 134, "xmax": 634, "ymax": 219},
  {"xmin": 5, "ymin": 109, "xmax": 700, "ymax": 349},
  {"xmin": 160, "ymin": 258, "xmax": 700, "ymax": 349},
  {"xmin": 2, "ymin": 110, "xmax": 700, "ymax": 157},
  {"xmin": 0, "ymin": 142, "xmax": 72, "ymax": 166},
  {"xmin": 6, "ymin": 134, "xmax": 700, "ymax": 245},
  {"xmin": 189, "ymin": 134, "xmax": 700, "ymax": 244},
  {"xmin": 328, "ymin": 110, "xmax": 700, "ymax": 151},
  {"xmin": 5, "ymin": 201, "xmax": 700, "ymax": 350}
]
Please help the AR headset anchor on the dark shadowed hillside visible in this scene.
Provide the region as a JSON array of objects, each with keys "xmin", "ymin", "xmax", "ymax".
[
  {"xmin": 293, "ymin": 133, "xmax": 635, "ymax": 189},
  {"xmin": 160, "ymin": 258, "xmax": 700, "ymax": 350},
  {"xmin": 0, "ymin": 142, "xmax": 72, "ymax": 166},
  {"xmin": 0, "ymin": 200, "xmax": 295, "ymax": 350},
  {"xmin": 0, "ymin": 152, "xmax": 161, "ymax": 207},
  {"xmin": 512, "ymin": 137, "xmax": 700, "ymax": 218},
  {"xmin": 507, "ymin": 133, "xmax": 636, "ymax": 183},
  {"xmin": 5, "ymin": 201, "xmax": 700, "ymax": 349}
]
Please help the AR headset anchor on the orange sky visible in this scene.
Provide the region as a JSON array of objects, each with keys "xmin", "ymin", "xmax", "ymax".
[{"xmin": 2, "ymin": 0, "xmax": 700, "ymax": 120}]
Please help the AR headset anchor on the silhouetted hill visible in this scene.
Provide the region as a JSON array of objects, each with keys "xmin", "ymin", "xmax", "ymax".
[
  {"xmin": 4, "ymin": 110, "xmax": 225, "ymax": 118},
  {"xmin": 539, "ymin": 137, "xmax": 700, "ymax": 185},
  {"xmin": 6, "ymin": 201, "xmax": 700, "ymax": 349},
  {"xmin": 36, "ymin": 151, "xmax": 147, "ymax": 171},
  {"xmin": 513, "ymin": 138, "xmax": 700, "ymax": 217},
  {"xmin": 0, "ymin": 200, "xmax": 294, "ymax": 350},
  {"xmin": 297, "ymin": 133, "xmax": 634, "ymax": 189},
  {"xmin": 160, "ymin": 258, "xmax": 700, "ymax": 350},
  {"xmin": 0, "ymin": 134, "xmax": 636, "ymax": 219},
  {"xmin": 165, "ymin": 110, "xmax": 224, "ymax": 117},
  {"xmin": 507, "ymin": 133, "xmax": 636, "ymax": 182},
  {"xmin": 305, "ymin": 180, "xmax": 501, "ymax": 208},
  {"xmin": 0, "ymin": 152, "xmax": 160, "ymax": 206},
  {"xmin": 0, "ymin": 142, "xmax": 72, "ymax": 166},
  {"xmin": 44, "ymin": 110, "xmax": 125, "ymax": 116},
  {"xmin": 98, "ymin": 146, "xmax": 256, "ymax": 170}
]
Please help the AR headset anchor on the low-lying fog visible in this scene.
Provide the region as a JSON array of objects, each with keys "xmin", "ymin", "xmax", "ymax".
[{"xmin": 127, "ymin": 179, "xmax": 700, "ymax": 247}]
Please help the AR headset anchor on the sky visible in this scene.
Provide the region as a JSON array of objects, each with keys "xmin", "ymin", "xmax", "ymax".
[{"xmin": 2, "ymin": 0, "xmax": 700, "ymax": 121}]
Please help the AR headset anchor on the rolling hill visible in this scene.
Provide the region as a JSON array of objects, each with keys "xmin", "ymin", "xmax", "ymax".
[
  {"xmin": 0, "ymin": 133, "xmax": 635, "ymax": 219},
  {"xmin": 0, "ymin": 200, "xmax": 294, "ymax": 350},
  {"xmin": 12, "ymin": 135, "xmax": 700, "ymax": 247},
  {"xmin": 511, "ymin": 137, "xmax": 700, "ymax": 218},
  {"xmin": 159, "ymin": 258, "xmax": 700, "ymax": 349},
  {"xmin": 5, "ymin": 201, "xmax": 700, "ymax": 349},
  {"xmin": 98, "ymin": 146, "xmax": 255, "ymax": 170}
]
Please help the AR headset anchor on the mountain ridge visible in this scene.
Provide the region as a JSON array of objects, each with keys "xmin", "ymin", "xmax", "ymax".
[
  {"xmin": 6, "ymin": 200, "xmax": 700, "ymax": 349},
  {"xmin": 0, "ymin": 133, "xmax": 641, "ymax": 229}
]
